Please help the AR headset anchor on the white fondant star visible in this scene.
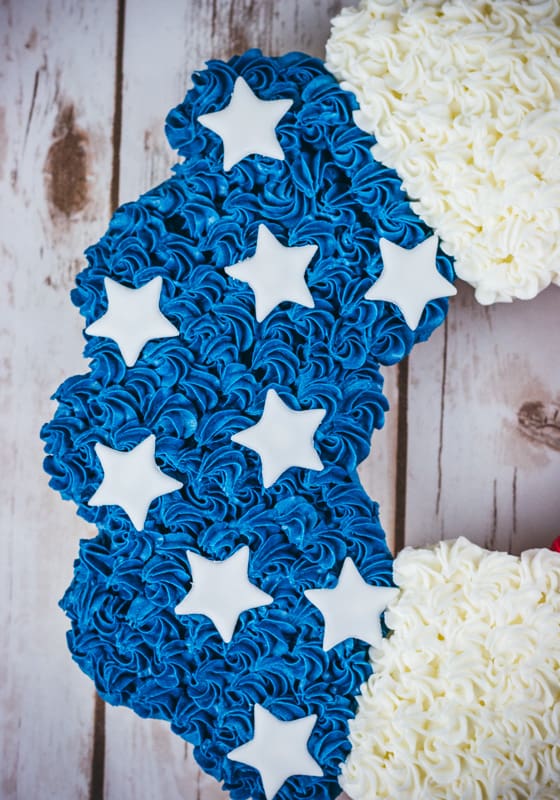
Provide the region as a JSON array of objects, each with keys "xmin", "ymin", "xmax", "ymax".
[
  {"xmin": 174, "ymin": 546, "xmax": 273, "ymax": 643},
  {"xmin": 224, "ymin": 224, "xmax": 317, "ymax": 321},
  {"xmin": 365, "ymin": 236, "xmax": 457, "ymax": 330},
  {"xmin": 88, "ymin": 434, "xmax": 183, "ymax": 531},
  {"xmin": 85, "ymin": 276, "xmax": 179, "ymax": 367},
  {"xmin": 198, "ymin": 76, "xmax": 293, "ymax": 171},
  {"xmin": 304, "ymin": 558, "xmax": 398, "ymax": 651},
  {"xmin": 231, "ymin": 389, "xmax": 326, "ymax": 488},
  {"xmin": 228, "ymin": 705, "xmax": 323, "ymax": 799}
]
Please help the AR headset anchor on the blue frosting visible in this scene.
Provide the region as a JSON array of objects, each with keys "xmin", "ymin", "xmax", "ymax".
[{"xmin": 41, "ymin": 51, "xmax": 454, "ymax": 800}]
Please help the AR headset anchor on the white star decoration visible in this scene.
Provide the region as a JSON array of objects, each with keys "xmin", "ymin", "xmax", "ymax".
[
  {"xmin": 228, "ymin": 705, "xmax": 323, "ymax": 799},
  {"xmin": 88, "ymin": 434, "xmax": 183, "ymax": 531},
  {"xmin": 365, "ymin": 236, "xmax": 456, "ymax": 330},
  {"xmin": 231, "ymin": 389, "xmax": 326, "ymax": 488},
  {"xmin": 85, "ymin": 276, "xmax": 179, "ymax": 367},
  {"xmin": 198, "ymin": 76, "xmax": 293, "ymax": 171},
  {"xmin": 174, "ymin": 547, "xmax": 273, "ymax": 643},
  {"xmin": 304, "ymin": 558, "xmax": 398, "ymax": 651},
  {"xmin": 224, "ymin": 224, "xmax": 317, "ymax": 321}
]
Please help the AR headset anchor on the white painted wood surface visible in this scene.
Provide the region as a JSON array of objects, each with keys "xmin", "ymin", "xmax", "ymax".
[
  {"xmin": 1, "ymin": 0, "xmax": 559, "ymax": 799},
  {"xmin": 0, "ymin": 1, "xmax": 118, "ymax": 798},
  {"xmin": 406, "ymin": 283, "xmax": 560, "ymax": 553}
]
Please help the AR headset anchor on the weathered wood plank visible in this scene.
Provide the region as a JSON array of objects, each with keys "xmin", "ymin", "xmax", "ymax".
[
  {"xmin": 405, "ymin": 283, "xmax": 560, "ymax": 553},
  {"xmin": 358, "ymin": 365, "xmax": 399, "ymax": 554},
  {"xmin": 104, "ymin": 710, "xmax": 226, "ymax": 800},
  {"xmin": 104, "ymin": 1, "xmax": 356, "ymax": 798},
  {"xmin": 0, "ymin": 1, "xmax": 118, "ymax": 798}
]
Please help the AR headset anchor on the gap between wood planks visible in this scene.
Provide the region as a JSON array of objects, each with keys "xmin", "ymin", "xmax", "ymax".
[
  {"xmin": 394, "ymin": 358, "xmax": 408, "ymax": 554},
  {"xmin": 89, "ymin": 0, "xmax": 126, "ymax": 798}
]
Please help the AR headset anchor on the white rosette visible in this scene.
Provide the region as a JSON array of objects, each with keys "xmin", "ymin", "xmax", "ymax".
[
  {"xmin": 327, "ymin": 0, "xmax": 560, "ymax": 304},
  {"xmin": 341, "ymin": 537, "xmax": 560, "ymax": 799}
]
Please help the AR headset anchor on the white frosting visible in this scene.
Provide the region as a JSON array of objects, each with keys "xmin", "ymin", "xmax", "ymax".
[
  {"xmin": 341, "ymin": 537, "xmax": 560, "ymax": 800},
  {"xmin": 326, "ymin": 0, "xmax": 560, "ymax": 304}
]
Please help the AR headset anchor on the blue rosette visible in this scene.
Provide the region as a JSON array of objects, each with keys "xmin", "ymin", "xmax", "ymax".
[{"xmin": 41, "ymin": 50, "xmax": 454, "ymax": 800}]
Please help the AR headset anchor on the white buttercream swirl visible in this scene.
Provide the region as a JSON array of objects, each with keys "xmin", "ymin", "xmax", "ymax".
[
  {"xmin": 341, "ymin": 537, "xmax": 560, "ymax": 800},
  {"xmin": 326, "ymin": 0, "xmax": 560, "ymax": 304}
]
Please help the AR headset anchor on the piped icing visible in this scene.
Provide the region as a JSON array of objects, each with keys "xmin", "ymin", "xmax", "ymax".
[
  {"xmin": 327, "ymin": 0, "xmax": 560, "ymax": 304},
  {"xmin": 342, "ymin": 537, "xmax": 560, "ymax": 800},
  {"xmin": 41, "ymin": 50, "xmax": 454, "ymax": 799}
]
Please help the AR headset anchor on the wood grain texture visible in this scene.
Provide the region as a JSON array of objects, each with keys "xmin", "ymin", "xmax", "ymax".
[
  {"xmin": 104, "ymin": 710, "xmax": 224, "ymax": 800},
  {"xmin": 0, "ymin": 1, "xmax": 118, "ymax": 798},
  {"xmin": 405, "ymin": 282, "xmax": 560, "ymax": 553}
]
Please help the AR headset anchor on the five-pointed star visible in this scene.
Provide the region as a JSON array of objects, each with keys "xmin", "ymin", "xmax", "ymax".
[
  {"xmin": 174, "ymin": 546, "xmax": 273, "ymax": 643},
  {"xmin": 224, "ymin": 224, "xmax": 317, "ymax": 321},
  {"xmin": 88, "ymin": 434, "xmax": 183, "ymax": 531},
  {"xmin": 304, "ymin": 558, "xmax": 399, "ymax": 651},
  {"xmin": 198, "ymin": 76, "xmax": 293, "ymax": 171},
  {"xmin": 231, "ymin": 389, "xmax": 326, "ymax": 488},
  {"xmin": 228, "ymin": 705, "xmax": 323, "ymax": 799},
  {"xmin": 365, "ymin": 235, "xmax": 456, "ymax": 330},
  {"xmin": 85, "ymin": 276, "xmax": 179, "ymax": 367}
]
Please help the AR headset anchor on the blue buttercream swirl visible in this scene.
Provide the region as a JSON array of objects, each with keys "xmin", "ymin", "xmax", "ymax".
[{"xmin": 41, "ymin": 50, "xmax": 454, "ymax": 800}]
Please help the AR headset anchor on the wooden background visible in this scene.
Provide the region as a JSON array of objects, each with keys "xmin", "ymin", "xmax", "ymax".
[{"xmin": 1, "ymin": 0, "xmax": 559, "ymax": 798}]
